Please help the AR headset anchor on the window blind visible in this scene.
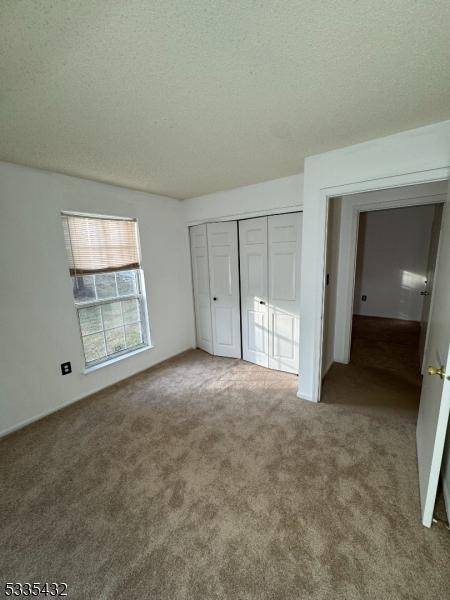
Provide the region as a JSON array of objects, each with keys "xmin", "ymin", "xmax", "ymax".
[{"xmin": 62, "ymin": 214, "xmax": 140, "ymax": 275}]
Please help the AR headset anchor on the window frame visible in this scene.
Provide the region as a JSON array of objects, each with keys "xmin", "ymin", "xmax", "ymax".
[{"xmin": 62, "ymin": 211, "xmax": 152, "ymax": 370}]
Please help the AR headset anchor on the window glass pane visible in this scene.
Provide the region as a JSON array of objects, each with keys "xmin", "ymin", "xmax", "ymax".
[
  {"xmin": 102, "ymin": 301, "xmax": 123, "ymax": 330},
  {"xmin": 105, "ymin": 327, "xmax": 126, "ymax": 355},
  {"xmin": 125, "ymin": 323, "xmax": 143, "ymax": 348},
  {"xmin": 95, "ymin": 273, "xmax": 117, "ymax": 299},
  {"xmin": 78, "ymin": 306, "xmax": 103, "ymax": 335},
  {"xmin": 122, "ymin": 299, "xmax": 140, "ymax": 324},
  {"xmin": 116, "ymin": 270, "xmax": 137, "ymax": 296},
  {"xmin": 73, "ymin": 275, "xmax": 96, "ymax": 303},
  {"xmin": 83, "ymin": 332, "xmax": 106, "ymax": 363}
]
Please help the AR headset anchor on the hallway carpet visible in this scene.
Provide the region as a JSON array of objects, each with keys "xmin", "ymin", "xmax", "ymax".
[{"xmin": 1, "ymin": 320, "xmax": 449, "ymax": 599}]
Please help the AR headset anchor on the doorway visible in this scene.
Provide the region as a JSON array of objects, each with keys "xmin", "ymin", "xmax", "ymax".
[
  {"xmin": 349, "ymin": 203, "xmax": 443, "ymax": 390},
  {"xmin": 322, "ymin": 194, "xmax": 444, "ymax": 411},
  {"xmin": 322, "ymin": 181, "xmax": 448, "ymax": 383}
]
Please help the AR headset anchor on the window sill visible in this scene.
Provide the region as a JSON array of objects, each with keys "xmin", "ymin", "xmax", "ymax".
[{"xmin": 83, "ymin": 344, "xmax": 154, "ymax": 374}]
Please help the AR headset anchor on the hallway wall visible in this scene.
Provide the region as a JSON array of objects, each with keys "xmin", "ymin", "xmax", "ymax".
[{"xmin": 353, "ymin": 205, "xmax": 435, "ymax": 321}]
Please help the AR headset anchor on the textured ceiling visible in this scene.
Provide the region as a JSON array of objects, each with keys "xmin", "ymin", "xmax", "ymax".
[{"xmin": 1, "ymin": 1, "xmax": 450, "ymax": 199}]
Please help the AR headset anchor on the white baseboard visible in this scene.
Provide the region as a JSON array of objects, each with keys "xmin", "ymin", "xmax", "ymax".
[
  {"xmin": 0, "ymin": 395, "xmax": 88, "ymax": 439},
  {"xmin": 0, "ymin": 345, "xmax": 193, "ymax": 439},
  {"xmin": 296, "ymin": 391, "xmax": 317, "ymax": 402}
]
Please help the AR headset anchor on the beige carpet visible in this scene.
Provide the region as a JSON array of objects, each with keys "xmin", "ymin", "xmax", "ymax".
[{"xmin": 1, "ymin": 317, "xmax": 449, "ymax": 599}]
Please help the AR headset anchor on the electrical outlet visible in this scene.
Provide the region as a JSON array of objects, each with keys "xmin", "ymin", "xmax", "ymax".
[
  {"xmin": 61, "ymin": 362, "xmax": 72, "ymax": 375},
  {"xmin": 361, "ymin": 295, "xmax": 367, "ymax": 302}
]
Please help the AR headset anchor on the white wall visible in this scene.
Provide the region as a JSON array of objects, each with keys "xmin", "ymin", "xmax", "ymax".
[
  {"xmin": 299, "ymin": 119, "xmax": 450, "ymax": 402},
  {"xmin": 0, "ymin": 162, "xmax": 195, "ymax": 436},
  {"xmin": 353, "ymin": 205, "xmax": 435, "ymax": 321},
  {"xmin": 184, "ymin": 174, "xmax": 303, "ymax": 223}
]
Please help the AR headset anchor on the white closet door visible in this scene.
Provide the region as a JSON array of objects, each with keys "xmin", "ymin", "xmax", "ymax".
[
  {"xmin": 190, "ymin": 224, "xmax": 213, "ymax": 354},
  {"xmin": 207, "ymin": 221, "xmax": 241, "ymax": 358},
  {"xmin": 239, "ymin": 217, "xmax": 269, "ymax": 367},
  {"xmin": 268, "ymin": 213, "xmax": 302, "ymax": 374}
]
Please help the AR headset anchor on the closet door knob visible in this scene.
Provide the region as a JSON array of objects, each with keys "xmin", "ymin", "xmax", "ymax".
[
  {"xmin": 260, "ymin": 300, "xmax": 265, "ymax": 305},
  {"xmin": 213, "ymin": 297, "xmax": 217, "ymax": 301}
]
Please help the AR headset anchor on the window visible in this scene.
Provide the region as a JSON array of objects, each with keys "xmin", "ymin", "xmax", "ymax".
[{"xmin": 62, "ymin": 212, "xmax": 150, "ymax": 368}]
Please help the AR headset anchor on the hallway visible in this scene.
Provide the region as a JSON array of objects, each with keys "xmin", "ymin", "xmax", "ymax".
[{"xmin": 322, "ymin": 315, "xmax": 422, "ymax": 415}]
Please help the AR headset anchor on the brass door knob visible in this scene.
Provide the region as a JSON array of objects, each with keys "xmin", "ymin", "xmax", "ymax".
[{"xmin": 427, "ymin": 365, "xmax": 446, "ymax": 379}]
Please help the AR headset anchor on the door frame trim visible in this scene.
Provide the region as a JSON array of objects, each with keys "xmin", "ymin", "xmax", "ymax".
[
  {"xmin": 297, "ymin": 146, "xmax": 450, "ymax": 402},
  {"xmin": 315, "ymin": 170, "xmax": 450, "ymax": 400}
]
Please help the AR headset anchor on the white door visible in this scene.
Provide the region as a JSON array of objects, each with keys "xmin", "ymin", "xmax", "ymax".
[
  {"xmin": 239, "ymin": 217, "xmax": 269, "ymax": 367},
  {"xmin": 419, "ymin": 204, "xmax": 443, "ymax": 372},
  {"xmin": 190, "ymin": 224, "xmax": 213, "ymax": 354},
  {"xmin": 268, "ymin": 213, "xmax": 302, "ymax": 374},
  {"xmin": 416, "ymin": 184, "xmax": 450, "ymax": 527},
  {"xmin": 207, "ymin": 221, "xmax": 241, "ymax": 358}
]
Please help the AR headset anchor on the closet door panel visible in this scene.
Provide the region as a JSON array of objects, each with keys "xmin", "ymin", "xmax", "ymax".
[
  {"xmin": 207, "ymin": 221, "xmax": 241, "ymax": 358},
  {"xmin": 239, "ymin": 217, "xmax": 269, "ymax": 367},
  {"xmin": 214, "ymin": 307, "xmax": 234, "ymax": 346},
  {"xmin": 190, "ymin": 225, "xmax": 213, "ymax": 354},
  {"xmin": 272, "ymin": 313, "xmax": 295, "ymax": 359},
  {"xmin": 268, "ymin": 213, "xmax": 302, "ymax": 374}
]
